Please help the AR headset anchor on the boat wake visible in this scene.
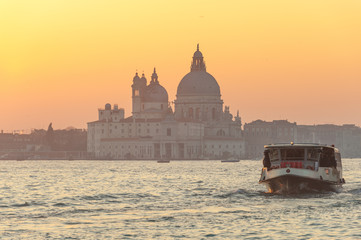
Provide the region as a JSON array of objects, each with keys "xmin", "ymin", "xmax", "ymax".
[{"xmin": 215, "ymin": 188, "xmax": 263, "ymax": 199}]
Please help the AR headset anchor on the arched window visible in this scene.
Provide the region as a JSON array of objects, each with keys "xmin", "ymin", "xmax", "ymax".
[
  {"xmin": 217, "ymin": 129, "xmax": 225, "ymax": 136},
  {"xmin": 189, "ymin": 108, "xmax": 194, "ymax": 119},
  {"xmin": 212, "ymin": 108, "xmax": 216, "ymax": 120},
  {"xmin": 196, "ymin": 108, "xmax": 200, "ymax": 120},
  {"xmin": 204, "ymin": 107, "xmax": 208, "ymax": 120}
]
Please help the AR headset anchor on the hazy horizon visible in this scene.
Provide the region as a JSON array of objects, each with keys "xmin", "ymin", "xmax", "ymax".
[{"xmin": 1, "ymin": 1, "xmax": 361, "ymax": 131}]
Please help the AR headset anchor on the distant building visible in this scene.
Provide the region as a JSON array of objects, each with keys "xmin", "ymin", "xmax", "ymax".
[
  {"xmin": 297, "ymin": 124, "xmax": 361, "ymax": 158},
  {"xmin": 244, "ymin": 120, "xmax": 297, "ymax": 158},
  {"xmin": 245, "ymin": 120, "xmax": 361, "ymax": 159},
  {"xmin": 0, "ymin": 128, "xmax": 87, "ymax": 160},
  {"xmin": 87, "ymin": 45, "xmax": 245, "ymax": 159},
  {"xmin": 0, "ymin": 132, "xmax": 32, "ymax": 152}
]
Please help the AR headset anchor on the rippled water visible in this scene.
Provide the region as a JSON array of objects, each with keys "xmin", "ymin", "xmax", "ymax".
[{"xmin": 0, "ymin": 159, "xmax": 360, "ymax": 239}]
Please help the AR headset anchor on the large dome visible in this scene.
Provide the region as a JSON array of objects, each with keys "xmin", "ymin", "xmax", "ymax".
[
  {"xmin": 177, "ymin": 45, "xmax": 221, "ymax": 97},
  {"xmin": 144, "ymin": 83, "xmax": 168, "ymax": 102},
  {"xmin": 177, "ymin": 70, "xmax": 220, "ymax": 97}
]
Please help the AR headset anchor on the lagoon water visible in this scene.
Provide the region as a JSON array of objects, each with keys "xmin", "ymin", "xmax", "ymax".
[{"xmin": 0, "ymin": 159, "xmax": 360, "ymax": 239}]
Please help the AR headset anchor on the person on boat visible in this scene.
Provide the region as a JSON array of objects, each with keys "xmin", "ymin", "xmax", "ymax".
[
  {"xmin": 263, "ymin": 150, "xmax": 271, "ymax": 170},
  {"xmin": 320, "ymin": 148, "xmax": 337, "ymax": 168}
]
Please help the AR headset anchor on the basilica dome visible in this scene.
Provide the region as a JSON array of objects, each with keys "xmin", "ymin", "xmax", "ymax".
[
  {"xmin": 177, "ymin": 71, "xmax": 220, "ymax": 96},
  {"xmin": 176, "ymin": 44, "xmax": 221, "ymax": 97}
]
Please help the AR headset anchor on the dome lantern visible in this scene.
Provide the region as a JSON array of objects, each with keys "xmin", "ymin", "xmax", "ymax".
[
  {"xmin": 151, "ymin": 67, "xmax": 159, "ymax": 84},
  {"xmin": 191, "ymin": 44, "xmax": 206, "ymax": 71}
]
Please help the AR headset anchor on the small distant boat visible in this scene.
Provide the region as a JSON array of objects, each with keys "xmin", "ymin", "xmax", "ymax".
[
  {"xmin": 259, "ymin": 143, "xmax": 345, "ymax": 193},
  {"xmin": 157, "ymin": 160, "xmax": 170, "ymax": 163},
  {"xmin": 221, "ymin": 159, "xmax": 240, "ymax": 163}
]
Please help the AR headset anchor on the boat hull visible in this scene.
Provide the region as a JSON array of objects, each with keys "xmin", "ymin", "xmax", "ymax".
[
  {"xmin": 260, "ymin": 175, "xmax": 342, "ymax": 193},
  {"xmin": 259, "ymin": 168, "xmax": 343, "ymax": 194}
]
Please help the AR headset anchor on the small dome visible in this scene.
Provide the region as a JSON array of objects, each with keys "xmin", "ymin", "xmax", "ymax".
[
  {"xmin": 177, "ymin": 71, "xmax": 220, "ymax": 96},
  {"xmin": 105, "ymin": 103, "xmax": 111, "ymax": 110},
  {"xmin": 193, "ymin": 50, "xmax": 203, "ymax": 58},
  {"xmin": 144, "ymin": 83, "xmax": 168, "ymax": 102},
  {"xmin": 133, "ymin": 72, "xmax": 140, "ymax": 83},
  {"xmin": 140, "ymin": 73, "xmax": 147, "ymax": 85},
  {"xmin": 193, "ymin": 44, "xmax": 203, "ymax": 58}
]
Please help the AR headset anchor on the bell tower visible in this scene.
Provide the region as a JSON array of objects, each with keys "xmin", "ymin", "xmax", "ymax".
[{"xmin": 131, "ymin": 72, "xmax": 147, "ymax": 115}]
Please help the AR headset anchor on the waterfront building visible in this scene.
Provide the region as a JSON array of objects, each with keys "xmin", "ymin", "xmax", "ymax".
[
  {"xmin": 245, "ymin": 120, "xmax": 361, "ymax": 159},
  {"xmin": 244, "ymin": 120, "xmax": 297, "ymax": 159},
  {"xmin": 87, "ymin": 45, "xmax": 245, "ymax": 159},
  {"xmin": 0, "ymin": 127, "xmax": 87, "ymax": 160},
  {"xmin": 296, "ymin": 124, "xmax": 361, "ymax": 158}
]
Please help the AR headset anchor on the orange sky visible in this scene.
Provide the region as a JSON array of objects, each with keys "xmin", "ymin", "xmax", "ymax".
[{"xmin": 1, "ymin": 0, "xmax": 361, "ymax": 131}]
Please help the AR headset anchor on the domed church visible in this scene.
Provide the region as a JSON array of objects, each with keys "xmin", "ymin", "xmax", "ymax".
[
  {"xmin": 132, "ymin": 68, "xmax": 169, "ymax": 119},
  {"xmin": 175, "ymin": 44, "xmax": 223, "ymax": 122},
  {"xmin": 87, "ymin": 45, "xmax": 245, "ymax": 160}
]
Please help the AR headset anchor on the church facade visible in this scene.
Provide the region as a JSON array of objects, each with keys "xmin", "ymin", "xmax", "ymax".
[{"xmin": 87, "ymin": 45, "xmax": 245, "ymax": 159}]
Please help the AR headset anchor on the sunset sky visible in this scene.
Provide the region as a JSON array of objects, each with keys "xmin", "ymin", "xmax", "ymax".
[{"xmin": 1, "ymin": 0, "xmax": 361, "ymax": 131}]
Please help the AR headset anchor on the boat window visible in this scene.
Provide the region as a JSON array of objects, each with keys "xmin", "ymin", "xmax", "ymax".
[
  {"xmin": 319, "ymin": 147, "xmax": 337, "ymax": 167},
  {"xmin": 269, "ymin": 149, "xmax": 279, "ymax": 162},
  {"xmin": 335, "ymin": 152, "xmax": 342, "ymax": 168},
  {"xmin": 280, "ymin": 148, "xmax": 304, "ymax": 161},
  {"xmin": 307, "ymin": 148, "xmax": 319, "ymax": 161}
]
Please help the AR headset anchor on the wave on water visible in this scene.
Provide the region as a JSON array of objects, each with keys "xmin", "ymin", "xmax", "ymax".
[
  {"xmin": 11, "ymin": 202, "xmax": 30, "ymax": 207},
  {"xmin": 9, "ymin": 207, "xmax": 110, "ymax": 220},
  {"xmin": 192, "ymin": 187, "xmax": 216, "ymax": 191},
  {"xmin": 53, "ymin": 202, "xmax": 68, "ymax": 207},
  {"xmin": 81, "ymin": 194, "xmax": 119, "ymax": 201},
  {"xmin": 49, "ymin": 192, "xmax": 160, "ymax": 207},
  {"xmin": 346, "ymin": 187, "xmax": 361, "ymax": 194},
  {"xmin": 48, "ymin": 207, "xmax": 108, "ymax": 218},
  {"xmin": 64, "ymin": 221, "xmax": 92, "ymax": 225},
  {"xmin": 215, "ymin": 188, "xmax": 261, "ymax": 199},
  {"xmin": 145, "ymin": 216, "xmax": 175, "ymax": 222}
]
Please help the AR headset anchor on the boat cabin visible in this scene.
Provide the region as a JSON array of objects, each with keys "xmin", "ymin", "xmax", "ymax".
[{"xmin": 263, "ymin": 143, "xmax": 342, "ymax": 171}]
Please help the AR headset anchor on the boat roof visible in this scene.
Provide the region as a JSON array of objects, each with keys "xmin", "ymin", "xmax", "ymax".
[{"xmin": 264, "ymin": 143, "xmax": 337, "ymax": 150}]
